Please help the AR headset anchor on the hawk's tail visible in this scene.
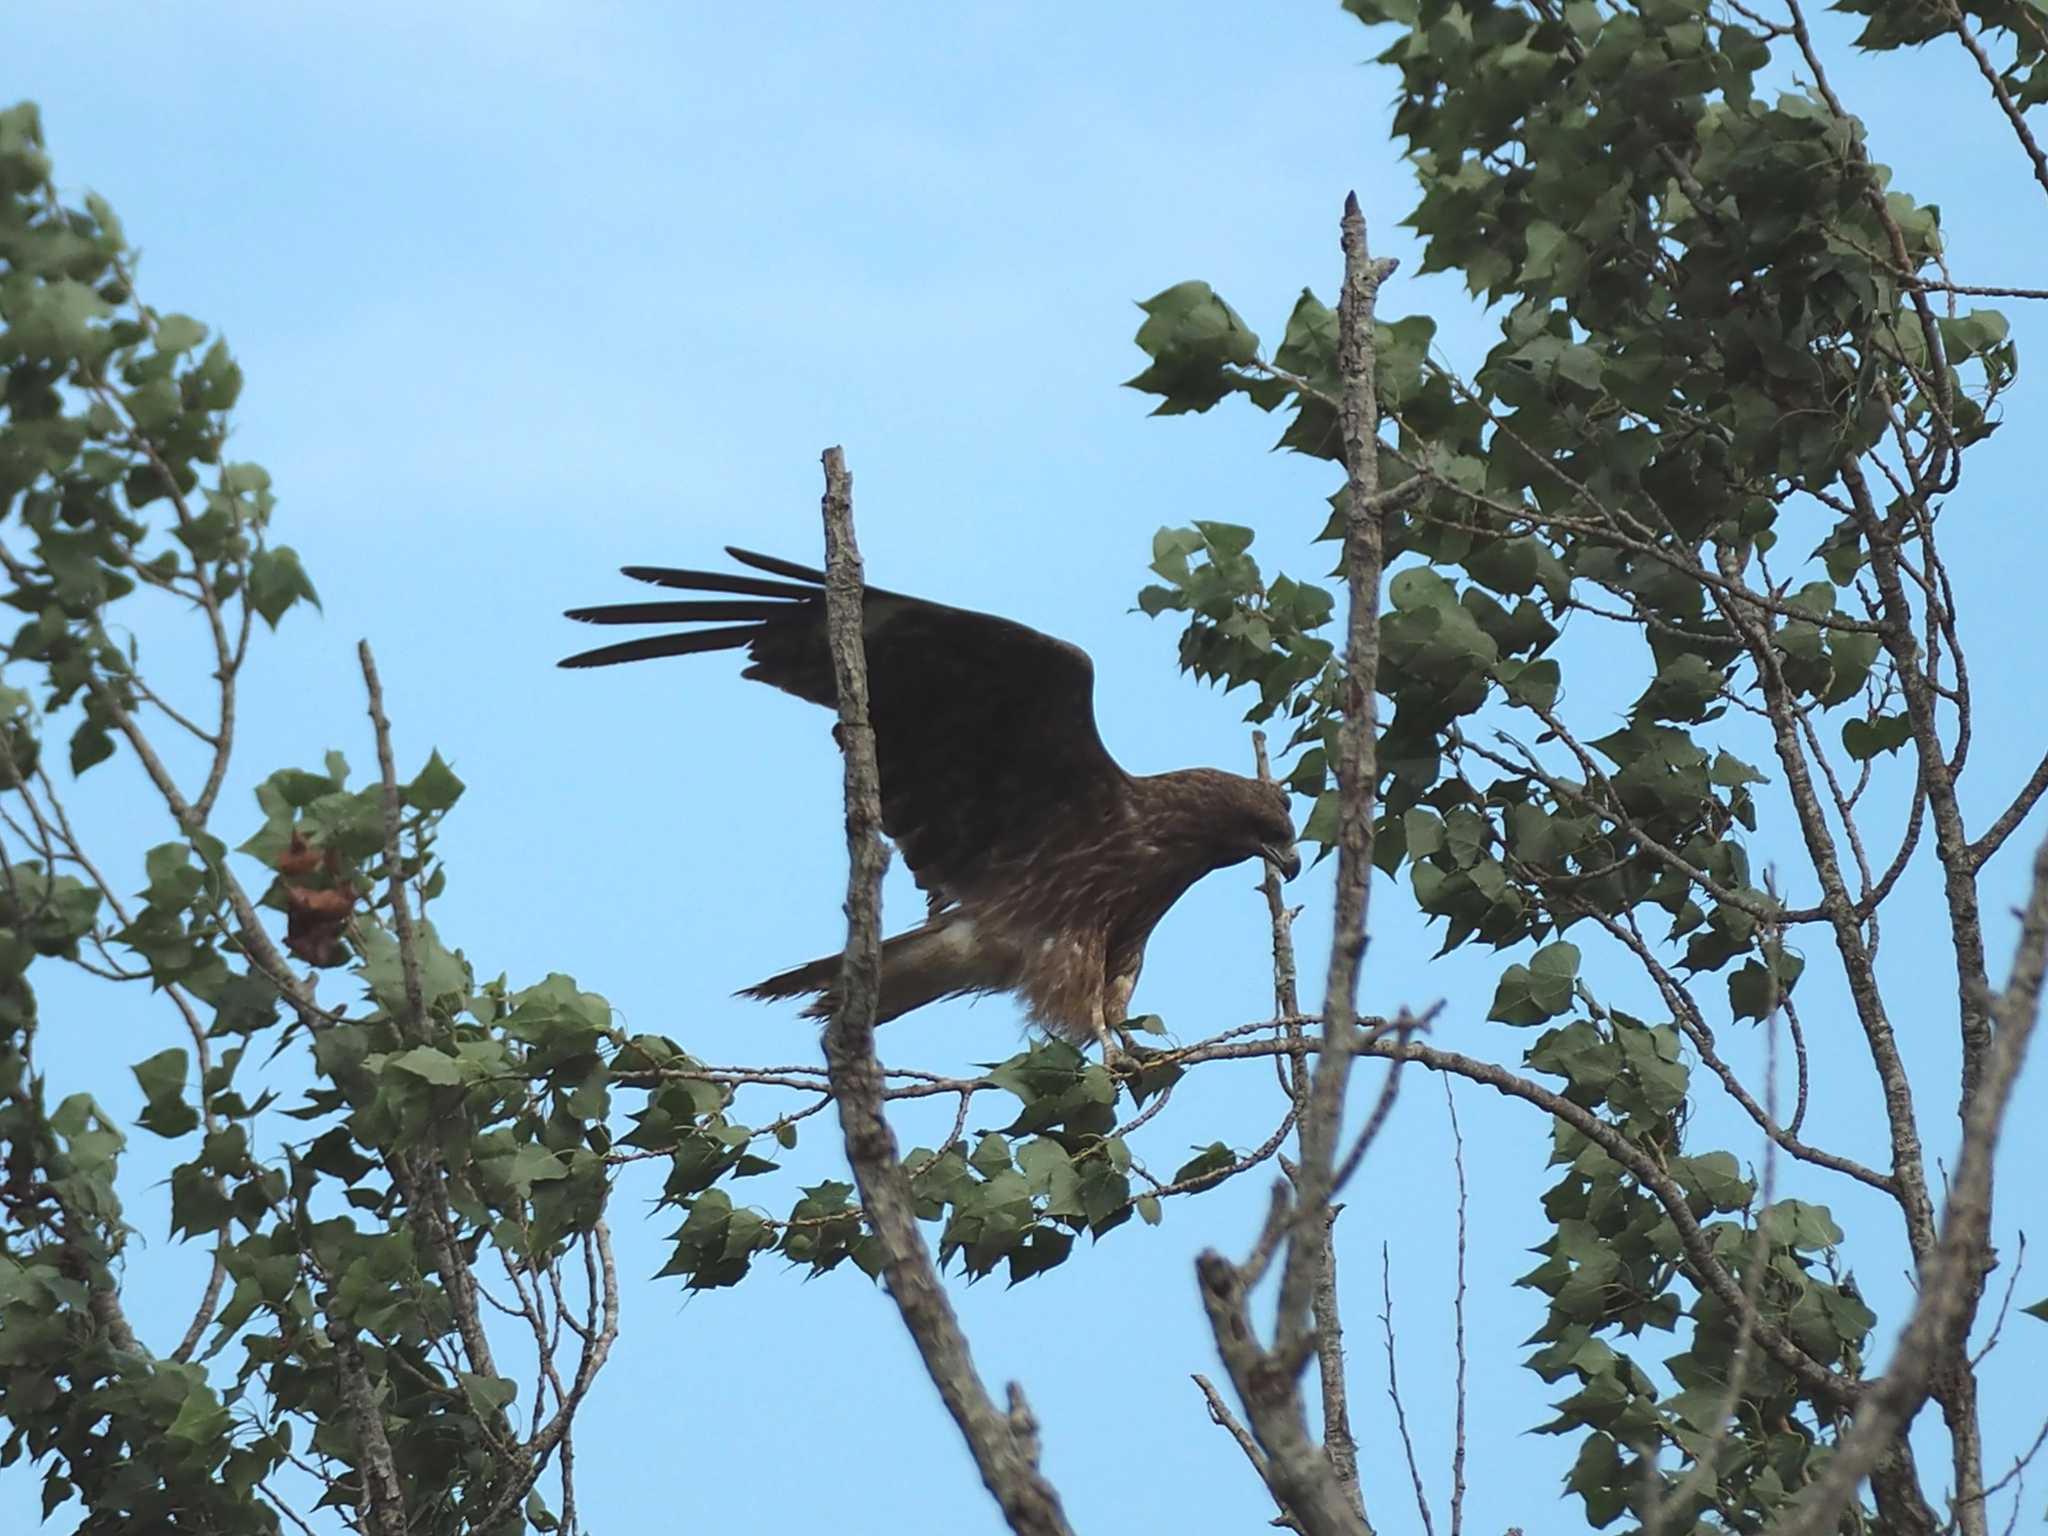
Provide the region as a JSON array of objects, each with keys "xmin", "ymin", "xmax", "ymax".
[{"xmin": 739, "ymin": 919, "xmax": 991, "ymax": 1024}]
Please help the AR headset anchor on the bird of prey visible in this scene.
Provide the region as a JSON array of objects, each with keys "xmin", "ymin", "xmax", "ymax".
[{"xmin": 561, "ymin": 548, "xmax": 1300, "ymax": 1056}]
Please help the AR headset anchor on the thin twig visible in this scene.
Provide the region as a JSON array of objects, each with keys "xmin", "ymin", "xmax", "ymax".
[
  {"xmin": 1329, "ymin": 1010, "xmax": 1432, "ymax": 1197},
  {"xmin": 1444, "ymin": 1078, "xmax": 1468, "ymax": 1536},
  {"xmin": 1970, "ymin": 1232, "xmax": 2027, "ymax": 1369},
  {"xmin": 1253, "ymin": 730, "xmax": 1303, "ymax": 1024},
  {"xmin": 1380, "ymin": 1243, "xmax": 1437, "ymax": 1536},
  {"xmin": 1193, "ymin": 1375, "xmax": 1301, "ymax": 1533}
]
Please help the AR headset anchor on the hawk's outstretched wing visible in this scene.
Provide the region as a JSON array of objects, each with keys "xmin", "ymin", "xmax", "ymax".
[{"xmin": 563, "ymin": 548, "xmax": 1132, "ymax": 907}]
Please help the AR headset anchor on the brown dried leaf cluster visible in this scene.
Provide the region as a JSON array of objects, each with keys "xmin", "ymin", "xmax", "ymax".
[{"xmin": 277, "ymin": 830, "xmax": 357, "ymax": 967}]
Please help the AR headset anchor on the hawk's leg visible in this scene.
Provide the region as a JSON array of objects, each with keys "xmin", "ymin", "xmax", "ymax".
[
  {"xmin": 1091, "ymin": 1015, "xmax": 1122, "ymax": 1068},
  {"xmin": 1100, "ymin": 965, "xmax": 1141, "ymax": 1070}
]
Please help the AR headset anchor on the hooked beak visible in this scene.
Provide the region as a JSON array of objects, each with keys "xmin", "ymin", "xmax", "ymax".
[{"xmin": 1262, "ymin": 841, "xmax": 1302, "ymax": 882}]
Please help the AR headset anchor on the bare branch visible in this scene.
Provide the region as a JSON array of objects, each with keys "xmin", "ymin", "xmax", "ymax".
[
  {"xmin": 1197, "ymin": 1252, "xmax": 1374, "ymax": 1536},
  {"xmin": 1942, "ymin": 0, "xmax": 2048, "ymax": 203},
  {"xmin": 812, "ymin": 446, "xmax": 1073, "ymax": 1536},
  {"xmin": 1197, "ymin": 190, "xmax": 1395, "ymax": 1536},
  {"xmin": 1586, "ymin": 906, "xmax": 1894, "ymax": 1195},
  {"xmin": 1847, "ymin": 461, "xmax": 1993, "ymax": 1122},
  {"xmin": 1709, "ymin": 539, "xmax": 1942, "ymax": 1264},
  {"xmin": 1128, "ymin": 1104, "xmax": 1296, "ymax": 1208},
  {"xmin": 326, "ymin": 1317, "xmax": 407, "ymax": 1536},
  {"xmin": 1766, "ymin": 826, "xmax": 2048, "ymax": 1536},
  {"xmin": 1969, "ymin": 749, "xmax": 2048, "ymax": 872},
  {"xmin": 170, "ymin": 1255, "xmax": 227, "ymax": 1364},
  {"xmin": 1313, "ymin": 1207, "xmax": 1363, "ymax": 1518}
]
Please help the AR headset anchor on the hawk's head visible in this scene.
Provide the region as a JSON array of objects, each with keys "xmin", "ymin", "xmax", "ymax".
[
  {"xmin": 1174, "ymin": 769, "xmax": 1300, "ymax": 881},
  {"xmin": 1243, "ymin": 778, "xmax": 1302, "ymax": 881}
]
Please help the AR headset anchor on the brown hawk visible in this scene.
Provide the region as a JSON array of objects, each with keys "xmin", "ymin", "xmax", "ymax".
[{"xmin": 563, "ymin": 548, "xmax": 1299, "ymax": 1054}]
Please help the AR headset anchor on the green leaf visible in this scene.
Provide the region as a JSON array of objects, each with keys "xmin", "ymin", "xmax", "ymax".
[
  {"xmin": 2021, "ymin": 1297, "xmax": 2048, "ymax": 1324},
  {"xmin": 1841, "ymin": 712, "xmax": 1911, "ymax": 761},
  {"xmin": 1498, "ymin": 657, "xmax": 1561, "ymax": 710},
  {"xmin": 404, "ymin": 750, "xmax": 466, "ymax": 812},
  {"xmin": 387, "ymin": 1045, "xmax": 465, "ymax": 1086},
  {"xmin": 153, "ymin": 313, "xmax": 207, "ymax": 353},
  {"xmin": 143, "ymin": 840, "xmax": 205, "ymax": 908},
  {"xmin": 1194, "ymin": 520, "xmax": 1256, "ymax": 558},
  {"xmin": 459, "ymin": 1371, "xmax": 520, "ymax": 1411},
  {"xmin": 1709, "ymin": 752, "xmax": 1768, "ymax": 787},
  {"xmin": 1125, "ymin": 281, "xmax": 1261, "ymax": 414},
  {"xmin": 247, "ymin": 546, "xmax": 320, "ymax": 627},
  {"xmin": 491, "ymin": 1144, "xmax": 567, "ymax": 1195},
  {"xmin": 1760, "ymin": 1198, "xmax": 1844, "ymax": 1251},
  {"xmin": 11, "ymin": 278, "xmax": 110, "ymax": 360},
  {"xmin": 1532, "ymin": 941, "xmax": 1581, "ymax": 983},
  {"xmin": 1937, "ymin": 308, "xmax": 2009, "ymax": 361},
  {"xmin": 1006, "ymin": 1228, "xmax": 1075, "ymax": 1284},
  {"xmin": 132, "ymin": 1047, "xmax": 199, "ymax": 1138},
  {"xmin": 70, "ymin": 720, "xmax": 114, "ymax": 776},
  {"xmin": 1489, "ymin": 942, "xmax": 1579, "ymax": 1025},
  {"xmin": 165, "ymin": 1382, "xmax": 231, "ymax": 1445},
  {"xmin": 1272, "ymin": 288, "xmax": 1338, "ymax": 384},
  {"xmin": 132, "ymin": 1046, "xmax": 189, "ymax": 1105},
  {"xmin": 1172, "ymin": 1142, "xmax": 1236, "ymax": 1184},
  {"xmin": 969, "ymin": 1132, "xmax": 1013, "ymax": 1177},
  {"xmin": 358, "ymin": 919, "xmax": 470, "ymax": 1009},
  {"xmin": 1728, "ymin": 962, "xmax": 1779, "ymax": 1021},
  {"xmin": 1672, "ymin": 1152, "xmax": 1753, "ymax": 1214},
  {"xmin": 1302, "ymin": 789, "xmax": 1340, "ymax": 847}
]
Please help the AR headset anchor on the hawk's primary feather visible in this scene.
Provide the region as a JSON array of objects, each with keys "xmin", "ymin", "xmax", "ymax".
[{"xmin": 563, "ymin": 548, "xmax": 1299, "ymax": 1050}]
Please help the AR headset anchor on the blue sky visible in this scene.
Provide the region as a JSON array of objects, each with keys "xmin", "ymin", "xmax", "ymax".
[{"xmin": 8, "ymin": 3, "xmax": 2048, "ymax": 1532}]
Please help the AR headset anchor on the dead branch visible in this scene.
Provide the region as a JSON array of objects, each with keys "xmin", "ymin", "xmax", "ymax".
[
  {"xmin": 813, "ymin": 445, "xmax": 1074, "ymax": 1536},
  {"xmin": 1195, "ymin": 190, "xmax": 1396, "ymax": 1536}
]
